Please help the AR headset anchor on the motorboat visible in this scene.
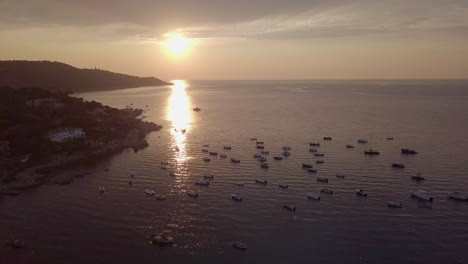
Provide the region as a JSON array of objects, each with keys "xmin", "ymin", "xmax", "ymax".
[
  {"xmin": 278, "ymin": 184, "xmax": 289, "ymax": 189},
  {"xmin": 323, "ymin": 136, "xmax": 332, "ymax": 140},
  {"xmin": 355, "ymin": 189, "xmax": 368, "ymax": 197},
  {"xmin": 411, "ymin": 190, "xmax": 433, "ymax": 202},
  {"xmin": 302, "ymin": 163, "xmax": 313, "ymax": 168},
  {"xmin": 314, "ymin": 153, "xmax": 325, "ymax": 157},
  {"xmin": 195, "ymin": 180, "xmax": 210, "ymax": 186},
  {"xmin": 309, "ymin": 148, "xmax": 318, "ymax": 152},
  {"xmin": 255, "ymin": 178, "xmax": 267, "ymax": 184},
  {"xmin": 193, "ymin": 107, "xmax": 201, "ymax": 112},
  {"xmin": 401, "ymin": 148, "xmax": 418, "ymax": 154},
  {"xmin": 358, "ymin": 139, "xmax": 368, "ymax": 144},
  {"xmin": 282, "ymin": 201, "xmax": 296, "ymax": 211},
  {"xmin": 392, "ymin": 163, "xmax": 405, "ymax": 168},
  {"xmin": 161, "ymin": 161, "xmax": 169, "ymax": 165},
  {"xmin": 388, "ymin": 201, "xmax": 403, "ymax": 208},
  {"xmin": 201, "ymin": 149, "xmax": 209, "ymax": 153},
  {"xmin": 346, "ymin": 145, "xmax": 355, "ymax": 149},
  {"xmin": 256, "ymin": 141, "xmax": 264, "ymax": 144},
  {"xmin": 203, "ymin": 174, "xmax": 214, "ymax": 179},
  {"xmin": 258, "ymin": 157, "xmax": 267, "ymax": 162},
  {"xmin": 224, "ymin": 146, "xmax": 232, "ymax": 150},
  {"xmin": 203, "ymin": 144, "xmax": 209, "ymax": 147},
  {"xmin": 273, "ymin": 156, "xmax": 283, "ymax": 160},
  {"xmin": 282, "ymin": 151, "xmax": 291, "ymax": 156},
  {"xmin": 317, "ymin": 177, "xmax": 328, "ymax": 183},
  {"xmin": 98, "ymin": 186, "xmax": 106, "ymax": 193},
  {"xmin": 256, "ymin": 145, "xmax": 265, "ymax": 149},
  {"xmin": 232, "ymin": 241, "xmax": 248, "ymax": 250},
  {"xmin": 307, "ymin": 193, "xmax": 321, "ymax": 200},
  {"xmin": 145, "ymin": 189, "xmax": 155, "ymax": 196},
  {"xmin": 209, "ymin": 151, "xmax": 218, "ymax": 155},
  {"xmin": 151, "ymin": 233, "xmax": 174, "ymax": 245},
  {"xmin": 308, "ymin": 168, "xmax": 317, "ymax": 173},
  {"xmin": 412, "ymin": 173, "xmax": 425, "ymax": 181},
  {"xmin": 261, "ymin": 151, "xmax": 270, "ymax": 154},
  {"xmin": 309, "ymin": 143, "xmax": 320, "ymax": 147},
  {"xmin": 316, "ymin": 160, "xmax": 324, "ymax": 164},
  {"xmin": 387, "ymin": 137, "xmax": 394, "ymax": 140},
  {"xmin": 283, "ymin": 146, "xmax": 291, "ymax": 151},
  {"xmin": 231, "ymin": 158, "xmax": 240, "ymax": 163},
  {"xmin": 231, "ymin": 193, "xmax": 243, "ymax": 201},
  {"xmin": 336, "ymin": 174, "xmax": 345, "ymax": 178},
  {"xmin": 219, "ymin": 154, "xmax": 227, "ymax": 158},
  {"xmin": 253, "ymin": 153, "xmax": 262, "ymax": 158},
  {"xmin": 203, "ymin": 158, "xmax": 211, "ymax": 162},
  {"xmin": 364, "ymin": 149, "xmax": 380, "ymax": 155},
  {"xmin": 187, "ymin": 191, "xmax": 198, "ymax": 197},
  {"xmin": 448, "ymin": 192, "xmax": 468, "ymax": 201},
  {"xmin": 169, "ymin": 172, "xmax": 176, "ymax": 177},
  {"xmin": 260, "ymin": 163, "xmax": 269, "ymax": 168},
  {"xmin": 321, "ymin": 187, "xmax": 333, "ymax": 194},
  {"xmin": 250, "ymin": 137, "xmax": 257, "ymax": 141},
  {"xmin": 155, "ymin": 195, "xmax": 166, "ymax": 201}
]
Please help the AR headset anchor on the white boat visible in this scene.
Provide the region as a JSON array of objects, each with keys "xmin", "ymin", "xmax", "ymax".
[
  {"xmin": 321, "ymin": 187, "xmax": 333, "ymax": 195},
  {"xmin": 317, "ymin": 177, "xmax": 328, "ymax": 183},
  {"xmin": 145, "ymin": 189, "xmax": 155, "ymax": 196},
  {"xmin": 231, "ymin": 193, "xmax": 243, "ymax": 201},
  {"xmin": 261, "ymin": 151, "xmax": 269, "ymax": 154},
  {"xmin": 203, "ymin": 158, "xmax": 211, "ymax": 162},
  {"xmin": 388, "ymin": 201, "xmax": 403, "ymax": 208},
  {"xmin": 309, "ymin": 148, "xmax": 318, "ymax": 152},
  {"xmin": 307, "ymin": 193, "xmax": 321, "ymax": 200},
  {"xmin": 195, "ymin": 180, "xmax": 210, "ymax": 186},
  {"xmin": 358, "ymin": 139, "xmax": 368, "ymax": 144},
  {"xmin": 231, "ymin": 158, "xmax": 240, "ymax": 163},
  {"xmin": 255, "ymin": 178, "xmax": 267, "ymax": 184},
  {"xmin": 98, "ymin": 186, "xmax": 106, "ymax": 193},
  {"xmin": 314, "ymin": 153, "xmax": 325, "ymax": 157},
  {"xmin": 187, "ymin": 191, "xmax": 198, "ymax": 198},
  {"xmin": 308, "ymin": 168, "xmax": 318, "ymax": 173},
  {"xmin": 273, "ymin": 156, "xmax": 283, "ymax": 160},
  {"xmin": 161, "ymin": 165, "xmax": 169, "ymax": 170},
  {"xmin": 219, "ymin": 154, "xmax": 227, "ymax": 158},
  {"xmin": 278, "ymin": 184, "xmax": 289, "ymax": 188},
  {"xmin": 260, "ymin": 163, "xmax": 269, "ymax": 168},
  {"xmin": 336, "ymin": 174, "xmax": 345, "ymax": 178},
  {"xmin": 201, "ymin": 149, "xmax": 209, "ymax": 153},
  {"xmin": 355, "ymin": 189, "xmax": 368, "ymax": 197},
  {"xmin": 282, "ymin": 151, "xmax": 291, "ymax": 156},
  {"xmin": 282, "ymin": 201, "xmax": 296, "ymax": 211},
  {"xmin": 203, "ymin": 174, "xmax": 214, "ymax": 179},
  {"xmin": 411, "ymin": 190, "xmax": 433, "ymax": 202},
  {"xmin": 233, "ymin": 241, "xmax": 248, "ymax": 250},
  {"xmin": 253, "ymin": 153, "xmax": 262, "ymax": 158},
  {"xmin": 155, "ymin": 195, "xmax": 166, "ymax": 201},
  {"xmin": 448, "ymin": 192, "xmax": 468, "ymax": 201},
  {"xmin": 151, "ymin": 233, "xmax": 174, "ymax": 245}
]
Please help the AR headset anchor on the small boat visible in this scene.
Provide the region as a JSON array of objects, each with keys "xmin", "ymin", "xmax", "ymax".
[
  {"xmin": 203, "ymin": 144, "xmax": 209, "ymax": 147},
  {"xmin": 161, "ymin": 161, "xmax": 169, "ymax": 165},
  {"xmin": 195, "ymin": 180, "xmax": 210, "ymax": 186},
  {"xmin": 151, "ymin": 233, "xmax": 174, "ymax": 245},
  {"xmin": 316, "ymin": 160, "xmax": 324, "ymax": 164},
  {"xmin": 155, "ymin": 195, "xmax": 166, "ymax": 201},
  {"xmin": 273, "ymin": 156, "xmax": 283, "ymax": 160},
  {"xmin": 307, "ymin": 193, "xmax": 321, "ymax": 200},
  {"xmin": 187, "ymin": 191, "xmax": 198, "ymax": 198},
  {"xmin": 309, "ymin": 143, "xmax": 320, "ymax": 147},
  {"xmin": 282, "ymin": 201, "xmax": 296, "ymax": 211},
  {"xmin": 388, "ymin": 201, "xmax": 403, "ymax": 208},
  {"xmin": 358, "ymin": 139, "xmax": 368, "ymax": 144},
  {"xmin": 258, "ymin": 157, "xmax": 267, "ymax": 162},
  {"xmin": 219, "ymin": 154, "xmax": 227, "ymax": 158},
  {"xmin": 145, "ymin": 189, "xmax": 155, "ymax": 196},
  {"xmin": 282, "ymin": 151, "xmax": 291, "ymax": 156},
  {"xmin": 309, "ymin": 148, "xmax": 318, "ymax": 152},
  {"xmin": 412, "ymin": 173, "xmax": 425, "ymax": 181},
  {"xmin": 232, "ymin": 241, "xmax": 248, "ymax": 250},
  {"xmin": 11, "ymin": 239, "xmax": 25, "ymax": 248},
  {"xmin": 169, "ymin": 172, "xmax": 176, "ymax": 177},
  {"xmin": 161, "ymin": 165, "xmax": 169, "ymax": 170},
  {"xmin": 98, "ymin": 186, "xmax": 106, "ymax": 193},
  {"xmin": 401, "ymin": 148, "xmax": 418, "ymax": 154},
  {"xmin": 321, "ymin": 187, "xmax": 333, "ymax": 194},
  {"xmin": 448, "ymin": 192, "xmax": 468, "ymax": 201},
  {"xmin": 346, "ymin": 145, "xmax": 355, "ymax": 149},
  {"xmin": 392, "ymin": 163, "xmax": 405, "ymax": 168},
  {"xmin": 253, "ymin": 153, "xmax": 262, "ymax": 158},
  {"xmin": 283, "ymin": 146, "xmax": 291, "ymax": 151},
  {"xmin": 230, "ymin": 158, "xmax": 240, "ymax": 163},
  {"xmin": 314, "ymin": 153, "xmax": 325, "ymax": 157},
  {"xmin": 336, "ymin": 174, "xmax": 345, "ymax": 178},
  {"xmin": 201, "ymin": 149, "xmax": 209, "ymax": 153},
  {"xmin": 181, "ymin": 129, "xmax": 186, "ymax": 134},
  {"xmin": 355, "ymin": 189, "xmax": 368, "ymax": 197},
  {"xmin": 224, "ymin": 146, "xmax": 232, "ymax": 150},
  {"xmin": 209, "ymin": 151, "xmax": 218, "ymax": 155},
  {"xmin": 203, "ymin": 158, "xmax": 211, "ymax": 162},
  {"xmin": 260, "ymin": 163, "xmax": 269, "ymax": 168},
  {"xmin": 261, "ymin": 151, "xmax": 269, "ymax": 154},
  {"xmin": 364, "ymin": 149, "xmax": 380, "ymax": 155},
  {"xmin": 129, "ymin": 171, "xmax": 135, "ymax": 177},
  {"xmin": 256, "ymin": 141, "xmax": 264, "ymax": 145},
  {"xmin": 323, "ymin": 136, "xmax": 332, "ymax": 140},
  {"xmin": 387, "ymin": 137, "xmax": 394, "ymax": 140},
  {"xmin": 231, "ymin": 193, "xmax": 243, "ymax": 201},
  {"xmin": 193, "ymin": 107, "xmax": 201, "ymax": 112},
  {"xmin": 203, "ymin": 174, "xmax": 214, "ymax": 179},
  {"xmin": 250, "ymin": 137, "xmax": 257, "ymax": 141},
  {"xmin": 308, "ymin": 168, "xmax": 318, "ymax": 173},
  {"xmin": 302, "ymin": 163, "xmax": 313, "ymax": 168},
  {"xmin": 411, "ymin": 190, "xmax": 433, "ymax": 202},
  {"xmin": 255, "ymin": 178, "xmax": 267, "ymax": 184},
  {"xmin": 317, "ymin": 177, "xmax": 328, "ymax": 183},
  {"xmin": 256, "ymin": 145, "xmax": 265, "ymax": 149},
  {"xmin": 278, "ymin": 184, "xmax": 289, "ymax": 189}
]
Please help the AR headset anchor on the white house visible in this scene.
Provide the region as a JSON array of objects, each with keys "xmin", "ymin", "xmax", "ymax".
[{"xmin": 48, "ymin": 128, "xmax": 86, "ymax": 143}]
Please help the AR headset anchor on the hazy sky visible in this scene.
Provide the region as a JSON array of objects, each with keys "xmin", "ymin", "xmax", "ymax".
[{"xmin": 1, "ymin": 0, "xmax": 468, "ymax": 80}]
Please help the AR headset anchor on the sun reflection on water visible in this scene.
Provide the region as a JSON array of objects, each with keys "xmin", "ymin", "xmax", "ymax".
[{"xmin": 167, "ymin": 80, "xmax": 192, "ymax": 166}]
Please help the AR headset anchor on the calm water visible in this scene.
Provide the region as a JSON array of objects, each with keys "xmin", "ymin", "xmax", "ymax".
[{"xmin": 1, "ymin": 80, "xmax": 468, "ymax": 263}]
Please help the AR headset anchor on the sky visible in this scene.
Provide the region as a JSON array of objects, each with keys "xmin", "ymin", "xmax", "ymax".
[{"xmin": 1, "ymin": 0, "xmax": 468, "ymax": 80}]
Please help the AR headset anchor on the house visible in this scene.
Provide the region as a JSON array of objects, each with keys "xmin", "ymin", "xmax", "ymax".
[
  {"xmin": 48, "ymin": 128, "xmax": 86, "ymax": 143},
  {"xmin": 26, "ymin": 98, "xmax": 64, "ymax": 109}
]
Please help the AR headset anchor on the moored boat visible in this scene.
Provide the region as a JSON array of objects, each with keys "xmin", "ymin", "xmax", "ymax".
[
  {"xmin": 260, "ymin": 162, "xmax": 269, "ymax": 168},
  {"xmin": 308, "ymin": 168, "xmax": 318, "ymax": 173},
  {"xmin": 309, "ymin": 148, "xmax": 318, "ymax": 152},
  {"xmin": 316, "ymin": 160, "xmax": 324, "ymax": 164},
  {"xmin": 401, "ymin": 148, "xmax": 418, "ymax": 154},
  {"xmin": 358, "ymin": 139, "xmax": 368, "ymax": 144},
  {"xmin": 151, "ymin": 233, "xmax": 174, "ymax": 245},
  {"xmin": 161, "ymin": 165, "xmax": 169, "ymax": 170},
  {"xmin": 317, "ymin": 177, "xmax": 328, "ymax": 183},
  {"xmin": 261, "ymin": 151, "xmax": 269, "ymax": 154},
  {"xmin": 256, "ymin": 141, "xmax": 264, "ymax": 144},
  {"xmin": 278, "ymin": 183, "xmax": 289, "ymax": 189},
  {"xmin": 283, "ymin": 146, "xmax": 291, "ymax": 151},
  {"xmin": 392, "ymin": 163, "xmax": 405, "ymax": 168},
  {"xmin": 258, "ymin": 157, "xmax": 267, "ymax": 162},
  {"xmin": 282, "ymin": 201, "xmax": 296, "ymax": 211},
  {"xmin": 273, "ymin": 156, "xmax": 283, "ymax": 160},
  {"xmin": 364, "ymin": 149, "xmax": 380, "ymax": 155},
  {"xmin": 336, "ymin": 174, "xmax": 345, "ymax": 178},
  {"xmin": 323, "ymin": 136, "xmax": 332, "ymax": 140},
  {"xmin": 209, "ymin": 151, "xmax": 218, "ymax": 155},
  {"xmin": 145, "ymin": 189, "xmax": 155, "ymax": 196},
  {"xmin": 201, "ymin": 149, "xmax": 209, "ymax": 153},
  {"xmin": 219, "ymin": 154, "xmax": 227, "ymax": 158},
  {"xmin": 355, "ymin": 189, "xmax": 368, "ymax": 197},
  {"xmin": 250, "ymin": 137, "xmax": 257, "ymax": 141},
  {"xmin": 412, "ymin": 173, "xmax": 425, "ymax": 181},
  {"xmin": 255, "ymin": 178, "xmax": 267, "ymax": 184},
  {"xmin": 321, "ymin": 187, "xmax": 333, "ymax": 194},
  {"xmin": 203, "ymin": 157, "xmax": 211, "ymax": 162},
  {"xmin": 224, "ymin": 146, "xmax": 232, "ymax": 150},
  {"xmin": 448, "ymin": 192, "xmax": 468, "ymax": 201},
  {"xmin": 193, "ymin": 107, "xmax": 201, "ymax": 112},
  {"xmin": 314, "ymin": 153, "xmax": 325, "ymax": 157},
  {"xmin": 98, "ymin": 186, "xmax": 106, "ymax": 193},
  {"xmin": 388, "ymin": 201, "xmax": 403, "ymax": 208},
  {"xmin": 309, "ymin": 142, "xmax": 320, "ymax": 147},
  {"xmin": 231, "ymin": 193, "xmax": 243, "ymax": 201},
  {"xmin": 346, "ymin": 144, "xmax": 355, "ymax": 148},
  {"xmin": 253, "ymin": 153, "xmax": 262, "ymax": 158},
  {"xmin": 282, "ymin": 151, "xmax": 291, "ymax": 156},
  {"xmin": 195, "ymin": 180, "xmax": 210, "ymax": 186},
  {"xmin": 302, "ymin": 163, "xmax": 313, "ymax": 168},
  {"xmin": 155, "ymin": 195, "xmax": 166, "ymax": 201},
  {"xmin": 256, "ymin": 145, "xmax": 265, "ymax": 149},
  {"xmin": 203, "ymin": 144, "xmax": 209, "ymax": 147},
  {"xmin": 187, "ymin": 191, "xmax": 198, "ymax": 197},
  {"xmin": 203, "ymin": 174, "xmax": 214, "ymax": 179},
  {"xmin": 411, "ymin": 190, "xmax": 433, "ymax": 202},
  {"xmin": 230, "ymin": 157, "xmax": 240, "ymax": 163},
  {"xmin": 232, "ymin": 241, "xmax": 248, "ymax": 250},
  {"xmin": 307, "ymin": 193, "xmax": 321, "ymax": 200}
]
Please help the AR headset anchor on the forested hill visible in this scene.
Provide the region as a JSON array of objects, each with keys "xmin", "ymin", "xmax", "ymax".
[{"xmin": 0, "ymin": 60, "xmax": 172, "ymax": 92}]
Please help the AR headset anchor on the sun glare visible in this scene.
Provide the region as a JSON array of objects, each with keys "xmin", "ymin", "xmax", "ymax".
[{"xmin": 165, "ymin": 37, "xmax": 190, "ymax": 55}]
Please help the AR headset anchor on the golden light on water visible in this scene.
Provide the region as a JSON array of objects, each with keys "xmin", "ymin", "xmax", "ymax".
[{"xmin": 168, "ymin": 80, "xmax": 192, "ymax": 164}]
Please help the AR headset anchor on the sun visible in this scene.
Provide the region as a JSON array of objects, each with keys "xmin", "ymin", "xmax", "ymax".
[{"xmin": 165, "ymin": 37, "xmax": 190, "ymax": 55}]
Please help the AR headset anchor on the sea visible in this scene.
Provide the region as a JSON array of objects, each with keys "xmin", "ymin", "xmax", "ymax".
[{"xmin": 1, "ymin": 80, "xmax": 468, "ymax": 263}]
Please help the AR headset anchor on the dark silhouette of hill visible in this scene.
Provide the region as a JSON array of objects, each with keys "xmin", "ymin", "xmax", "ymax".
[{"xmin": 0, "ymin": 60, "xmax": 172, "ymax": 92}]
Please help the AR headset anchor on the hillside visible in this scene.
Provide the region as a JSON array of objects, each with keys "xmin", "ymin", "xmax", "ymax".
[{"xmin": 0, "ymin": 60, "xmax": 172, "ymax": 92}]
